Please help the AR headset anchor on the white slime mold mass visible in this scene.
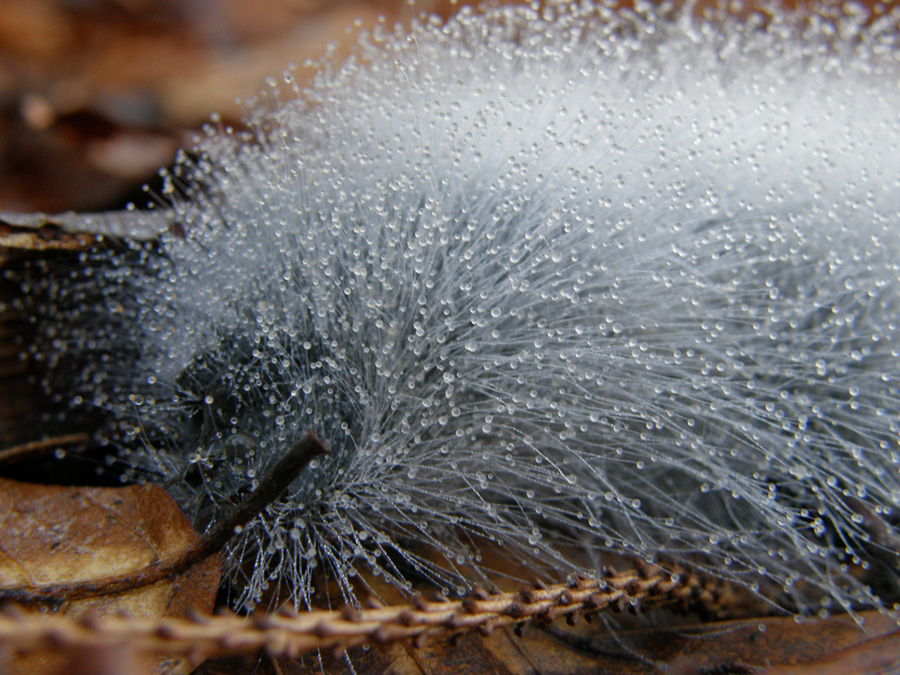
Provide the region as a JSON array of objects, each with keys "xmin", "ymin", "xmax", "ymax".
[{"xmin": 39, "ymin": 1, "xmax": 900, "ymax": 616}]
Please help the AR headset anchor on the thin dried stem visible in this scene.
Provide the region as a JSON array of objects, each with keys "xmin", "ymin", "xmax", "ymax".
[
  {"xmin": 0, "ymin": 433, "xmax": 92, "ymax": 465},
  {"xmin": 0, "ymin": 564, "xmax": 736, "ymax": 659}
]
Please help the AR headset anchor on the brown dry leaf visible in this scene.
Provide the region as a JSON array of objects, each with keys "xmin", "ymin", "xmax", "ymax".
[
  {"xmin": 758, "ymin": 626, "xmax": 900, "ymax": 675},
  {"xmin": 0, "ymin": 476, "xmax": 221, "ymax": 675}
]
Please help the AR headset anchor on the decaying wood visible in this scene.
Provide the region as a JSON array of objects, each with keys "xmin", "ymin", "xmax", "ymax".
[{"xmin": 0, "ymin": 210, "xmax": 172, "ymax": 243}]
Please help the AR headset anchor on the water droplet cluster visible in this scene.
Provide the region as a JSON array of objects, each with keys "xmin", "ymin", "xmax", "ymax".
[{"xmin": 37, "ymin": 1, "xmax": 900, "ymax": 615}]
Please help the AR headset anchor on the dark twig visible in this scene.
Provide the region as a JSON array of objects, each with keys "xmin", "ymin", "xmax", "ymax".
[
  {"xmin": 0, "ymin": 433, "xmax": 92, "ymax": 465},
  {"xmin": 187, "ymin": 431, "xmax": 330, "ymax": 570},
  {"xmin": 0, "ymin": 431, "xmax": 330, "ymax": 604},
  {"xmin": 844, "ymin": 496, "xmax": 900, "ymax": 560}
]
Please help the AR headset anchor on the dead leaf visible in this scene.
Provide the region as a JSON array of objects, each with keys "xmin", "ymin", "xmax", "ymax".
[
  {"xmin": 0, "ymin": 476, "xmax": 220, "ymax": 675},
  {"xmin": 758, "ymin": 626, "xmax": 900, "ymax": 675}
]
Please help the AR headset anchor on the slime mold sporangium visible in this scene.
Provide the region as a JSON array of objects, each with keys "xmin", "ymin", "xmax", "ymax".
[{"xmin": 31, "ymin": 0, "xmax": 900, "ymax": 617}]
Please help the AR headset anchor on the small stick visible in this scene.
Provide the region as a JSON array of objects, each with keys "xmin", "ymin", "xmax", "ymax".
[
  {"xmin": 0, "ymin": 433, "xmax": 92, "ymax": 465},
  {"xmin": 843, "ymin": 495, "xmax": 900, "ymax": 569},
  {"xmin": 186, "ymin": 431, "xmax": 330, "ymax": 570},
  {"xmin": 0, "ymin": 431, "xmax": 330, "ymax": 604},
  {"xmin": 0, "ymin": 565, "xmax": 736, "ymax": 658}
]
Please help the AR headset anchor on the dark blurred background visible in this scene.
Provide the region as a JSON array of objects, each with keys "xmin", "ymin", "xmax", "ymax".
[{"xmin": 0, "ymin": 0, "xmax": 462, "ymax": 214}]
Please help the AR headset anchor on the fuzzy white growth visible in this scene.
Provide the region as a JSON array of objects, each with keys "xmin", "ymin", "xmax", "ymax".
[{"xmin": 50, "ymin": 1, "xmax": 900, "ymax": 615}]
